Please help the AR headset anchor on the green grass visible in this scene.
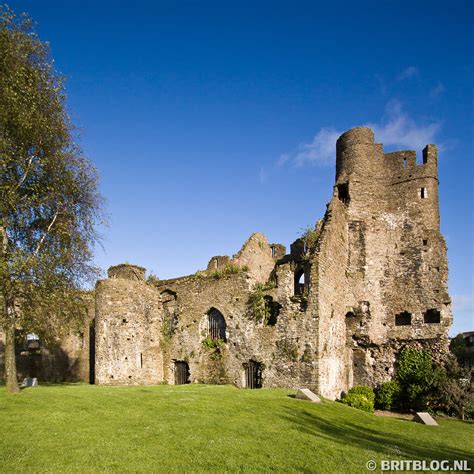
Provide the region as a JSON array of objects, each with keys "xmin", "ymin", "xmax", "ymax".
[{"xmin": 0, "ymin": 384, "xmax": 472, "ymax": 473}]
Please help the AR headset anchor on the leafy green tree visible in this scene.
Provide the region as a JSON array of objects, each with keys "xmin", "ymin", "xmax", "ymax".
[
  {"xmin": 450, "ymin": 333, "xmax": 470, "ymax": 367},
  {"xmin": 0, "ymin": 6, "xmax": 104, "ymax": 393},
  {"xmin": 428, "ymin": 355, "xmax": 473, "ymax": 420}
]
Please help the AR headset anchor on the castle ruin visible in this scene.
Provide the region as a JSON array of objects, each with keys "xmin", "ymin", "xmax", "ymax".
[
  {"xmin": 0, "ymin": 127, "xmax": 452, "ymax": 399},
  {"xmin": 93, "ymin": 127, "xmax": 452, "ymax": 399}
]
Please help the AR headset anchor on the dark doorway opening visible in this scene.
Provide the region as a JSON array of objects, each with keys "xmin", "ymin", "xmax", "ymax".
[
  {"xmin": 174, "ymin": 361, "xmax": 190, "ymax": 385},
  {"xmin": 244, "ymin": 360, "xmax": 263, "ymax": 389},
  {"xmin": 89, "ymin": 318, "xmax": 95, "ymax": 384}
]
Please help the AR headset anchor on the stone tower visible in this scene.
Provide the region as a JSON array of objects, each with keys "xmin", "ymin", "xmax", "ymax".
[{"xmin": 312, "ymin": 127, "xmax": 451, "ymax": 397}]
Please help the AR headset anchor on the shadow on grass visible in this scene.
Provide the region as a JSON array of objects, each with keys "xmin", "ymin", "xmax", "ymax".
[{"xmin": 281, "ymin": 407, "xmax": 474, "ymax": 466}]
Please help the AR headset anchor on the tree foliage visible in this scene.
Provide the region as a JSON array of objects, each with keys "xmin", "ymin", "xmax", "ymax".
[
  {"xmin": 391, "ymin": 348, "xmax": 473, "ymax": 419},
  {"xmin": 449, "ymin": 333, "xmax": 470, "ymax": 366},
  {"xmin": 0, "ymin": 6, "xmax": 104, "ymax": 392}
]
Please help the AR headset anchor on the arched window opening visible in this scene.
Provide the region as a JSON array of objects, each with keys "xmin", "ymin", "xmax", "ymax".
[
  {"xmin": 294, "ymin": 269, "xmax": 305, "ymax": 296},
  {"xmin": 161, "ymin": 290, "xmax": 178, "ymax": 338},
  {"xmin": 244, "ymin": 360, "xmax": 263, "ymax": 389},
  {"xmin": 208, "ymin": 308, "xmax": 227, "ymax": 341},
  {"xmin": 174, "ymin": 361, "xmax": 190, "ymax": 385},
  {"xmin": 345, "ymin": 311, "xmax": 356, "ymax": 318},
  {"xmin": 424, "ymin": 309, "xmax": 441, "ymax": 324},
  {"xmin": 395, "ymin": 311, "xmax": 412, "ymax": 326}
]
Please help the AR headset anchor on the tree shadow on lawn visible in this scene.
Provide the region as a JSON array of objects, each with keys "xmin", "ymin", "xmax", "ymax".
[{"xmin": 281, "ymin": 407, "xmax": 473, "ymax": 466}]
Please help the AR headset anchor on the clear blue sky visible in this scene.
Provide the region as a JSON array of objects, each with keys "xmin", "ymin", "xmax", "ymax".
[{"xmin": 9, "ymin": 1, "xmax": 473, "ymax": 335}]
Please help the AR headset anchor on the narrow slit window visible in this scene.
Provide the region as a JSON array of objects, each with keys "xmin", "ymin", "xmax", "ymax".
[{"xmin": 420, "ymin": 187, "xmax": 428, "ymax": 199}]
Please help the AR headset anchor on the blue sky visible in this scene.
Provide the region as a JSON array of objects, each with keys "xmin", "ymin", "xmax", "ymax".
[{"xmin": 9, "ymin": 1, "xmax": 473, "ymax": 334}]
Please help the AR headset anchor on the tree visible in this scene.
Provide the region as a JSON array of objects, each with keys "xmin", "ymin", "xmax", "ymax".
[
  {"xmin": 450, "ymin": 333, "xmax": 470, "ymax": 367},
  {"xmin": 0, "ymin": 6, "xmax": 104, "ymax": 393}
]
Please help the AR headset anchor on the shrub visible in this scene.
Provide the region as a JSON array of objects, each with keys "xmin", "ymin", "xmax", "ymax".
[
  {"xmin": 376, "ymin": 381, "xmax": 402, "ymax": 410},
  {"xmin": 193, "ymin": 270, "xmax": 205, "ymax": 279},
  {"xmin": 209, "ymin": 264, "xmax": 242, "ymax": 279},
  {"xmin": 300, "ymin": 226, "xmax": 319, "ymax": 253},
  {"xmin": 146, "ymin": 273, "xmax": 160, "ymax": 285},
  {"xmin": 397, "ymin": 348, "xmax": 440, "ymax": 410},
  {"xmin": 341, "ymin": 385, "xmax": 375, "ymax": 413}
]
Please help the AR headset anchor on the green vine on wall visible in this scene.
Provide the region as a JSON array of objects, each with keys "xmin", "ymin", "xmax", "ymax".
[
  {"xmin": 249, "ymin": 281, "xmax": 277, "ymax": 324},
  {"xmin": 201, "ymin": 336, "xmax": 225, "ymax": 360}
]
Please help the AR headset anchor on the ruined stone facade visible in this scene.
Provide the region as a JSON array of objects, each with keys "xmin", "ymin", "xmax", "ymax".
[
  {"xmin": 93, "ymin": 127, "xmax": 452, "ymax": 399},
  {"xmin": 0, "ymin": 127, "xmax": 452, "ymax": 398}
]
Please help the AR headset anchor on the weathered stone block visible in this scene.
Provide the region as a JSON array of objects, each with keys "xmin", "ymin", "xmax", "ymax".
[
  {"xmin": 295, "ymin": 388, "xmax": 321, "ymax": 403},
  {"xmin": 414, "ymin": 412, "xmax": 438, "ymax": 426}
]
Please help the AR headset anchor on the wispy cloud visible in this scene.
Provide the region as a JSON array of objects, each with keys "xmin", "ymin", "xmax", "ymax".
[
  {"xmin": 367, "ymin": 99, "xmax": 442, "ymax": 150},
  {"xmin": 278, "ymin": 100, "xmax": 442, "ymax": 166},
  {"xmin": 430, "ymin": 81, "xmax": 445, "ymax": 99},
  {"xmin": 397, "ymin": 66, "xmax": 419, "ymax": 81},
  {"xmin": 278, "ymin": 127, "xmax": 341, "ymax": 166},
  {"xmin": 452, "ymin": 294, "xmax": 474, "ymax": 314}
]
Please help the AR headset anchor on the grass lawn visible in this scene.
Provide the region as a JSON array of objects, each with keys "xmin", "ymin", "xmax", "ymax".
[{"xmin": 0, "ymin": 384, "xmax": 472, "ymax": 473}]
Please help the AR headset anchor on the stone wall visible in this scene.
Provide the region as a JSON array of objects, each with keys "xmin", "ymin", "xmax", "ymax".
[{"xmin": 95, "ymin": 233, "xmax": 320, "ymax": 390}]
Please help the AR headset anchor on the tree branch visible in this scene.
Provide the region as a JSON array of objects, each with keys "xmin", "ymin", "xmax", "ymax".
[
  {"xmin": 33, "ymin": 208, "xmax": 60, "ymax": 257},
  {"xmin": 15, "ymin": 152, "xmax": 36, "ymax": 189}
]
